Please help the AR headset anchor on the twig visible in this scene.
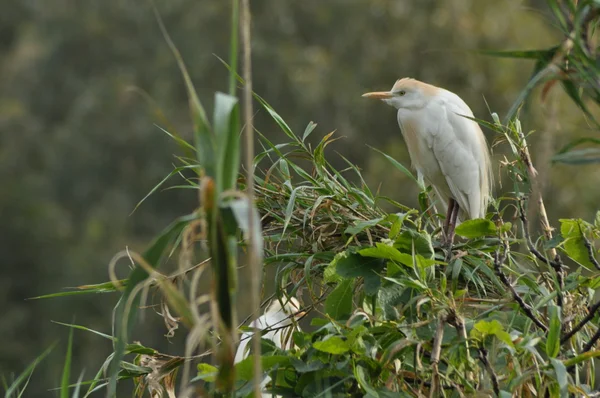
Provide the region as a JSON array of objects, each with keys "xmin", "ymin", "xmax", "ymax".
[
  {"xmin": 514, "ymin": 111, "xmax": 565, "ymax": 307},
  {"xmin": 429, "ymin": 315, "xmax": 445, "ymax": 398},
  {"xmin": 518, "ymin": 198, "xmax": 564, "ymax": 307},
  {"xmin": 478, "ymin": 347, "xmax": 500, "ymax": 396},
  {"xmin": 240, "ymin": 0, "xmax": 261, "ymax": 396},
  {"xmin": 561, "ymin": 300, "xmax": 600, "ymax": 345},
  {"xmin": 493, "ymin": 239, "xmax": 548, "ymax": 332},
  {"xmin": 517, "ymin": 199, "xmax": 561, "ymax": 270},
  {"xmin": 582, "ymin": 327, "xmax": 600, "ymax": 353}
]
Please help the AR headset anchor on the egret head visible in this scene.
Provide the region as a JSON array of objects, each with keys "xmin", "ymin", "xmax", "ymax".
[{"xmin": 362, "ymin": 78, "xmax": 436, "ymax": 110}]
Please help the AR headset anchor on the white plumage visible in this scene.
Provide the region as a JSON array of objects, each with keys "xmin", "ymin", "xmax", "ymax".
[
  {"xmin": 363, "ymin": 78, "xmax": 493, "ymax": 243},
  {"xmin": 234, "ymin": 297, "xmax": 303, "ymax": 396}
]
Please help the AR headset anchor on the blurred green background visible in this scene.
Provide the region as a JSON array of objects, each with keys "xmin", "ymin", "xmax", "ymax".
[{"xmin": 1, "ymin": 1, "xmax": 598, "ymax": 395}]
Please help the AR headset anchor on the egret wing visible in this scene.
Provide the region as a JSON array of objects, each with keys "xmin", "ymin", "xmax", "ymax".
[{"xmin": 430, "ymin": 102, "xmax": 487, "ymax": 219}]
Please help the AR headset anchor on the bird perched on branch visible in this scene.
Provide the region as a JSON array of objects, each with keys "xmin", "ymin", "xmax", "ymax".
[
  {"xmin": 234, "ymin": 297, "xmax": 304, "ymax": 396},
  {"xmin": 363, "ymin": 78, "xmax": 492, "ymax": 248}
]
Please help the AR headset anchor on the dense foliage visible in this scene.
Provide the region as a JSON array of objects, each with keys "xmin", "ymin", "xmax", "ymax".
[{"xmin": 4, "ymin": 0, "xmax": 600, "ymax": 397}]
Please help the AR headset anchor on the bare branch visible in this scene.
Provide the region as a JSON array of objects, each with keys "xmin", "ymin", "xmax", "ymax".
[
  {"xmin": 582, "ymin": 327, "xmax": 600, "ymax": 353},
  {"xmin": 429, "ymin": 315, "xmax": 445, "ymax": 398},
  {"xmin": 493, "ymin": 239, "xmax": 548, "ymax": 332},
  {"xmin": 518, "ymin": 198, "xmax": 564, "ymax": 307},
  {"xmin": 561, "ymin": 300, "xmax": 600, "ymax": 345},
  {"xmin": 478, "ymin": 347, "xmax": 500, "ymax": 396},
  {"xmin": 517, "ymin": 199, "xmax": 560, "ymax": 269}
]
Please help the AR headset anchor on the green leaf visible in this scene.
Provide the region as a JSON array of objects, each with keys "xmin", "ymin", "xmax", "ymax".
[
  {"xmin": 52, "ymin": 321, "xmax": 114, "ymax": 341},
  {"xmin": 313, "ymin": 337, "xmax": 350, "ymax": 355},
  {"xmin": 562, "ymin": 350, "xmax": 600, "ymax": 367},
  {"xmin": 454, "ymin": 219, "xmax": 497, "ymax": 239},
  {"xmin": 125, "ymin": 343, "xmax": 157, "ymax": 355},
  {"xmin": 227, "ymin": 197, "xmax": 264, "ymax": 266},
  {"xmin": 4, "ymin": 343, "xmax": 56, "ymax": 398},
  {"xmin": 552, "ymin": 148, "xmax": 600, "ymax": 164},
  {"xmin": 556, "ymin": 137, "xmax": 600, "ymax": 155},
  {"xmin": 152, "ymin": 5, "xmax": 213, "ymax": 176},
  {"xmin": 561, "ymin": 79, "xmax": 597, "ymax": 125},
  {"xmin": 560, "ymin": 219, "xmax": 595, "ymax": 269},
  {"xmin": 546, "ymin": 304, "xmax": 561, "ymax": 358},
  {"xmin": 302, "ymin": 121, "xmax": 317, "ymax": 142},
  {"xmin": 71, "ymin": 371, "xmax": 85, "ymax": 398},
  {"xmin": 394, "ymin": 229, "xmax": 434, "ymax": 259},
  {"xmin": 335, "ymin": 253, "xmax": 384, "ymax": 296},
  {"xmin": 214, "ymin": 92, "xmax": 240, "ymax": 193},
  {"xmin": 324, "ymin": 260, "xmax": 343, "ymax": 284},
  {"xmin": 354, "ymin": 365, "xmax": 379, "ymax": 397},
  {"xmin": 470, "ymin": 320, "xmax": 514, "ymax": 348},
  {"xmin": 550, "ymin": 358, "xmax": 568, "ymax": 398},
  {"xmin": 60, "ymin": 327, "xmax": 74, "ymax": 398},
  {"xmin": 359, "ymin": 243, "xmax": 413, "ymax": 266},
  {"xmin": 368, "ymin": 146, "xmax": 421, "ymax": 187},
  {"xmin": 29, "ymin": 280, "xmax": 124, "ymax": 300},
  {"xmin": 282, "ymin": 187, "xmax": 301, "ymax": 236},
  {"xmin": 196, "ymin": 363, "xmax": 218, "ymax": 382},
  {"xmin": 154, "ymin": 124, "xmax": 196, "ymax": 153},
  {"xmin": 235, "ymin": 355, "xmax": 290, "ymax": 381},
  {"xmin": 477, "ymin": 47, "xmax": 559, "ymax": 60},
  {"xmin": 505, "ymin": 63, "xmax": 553, "ymax": 123},
  {"xmin": 325, "ymin": 279, "xmax": 354, "ymax": 320},
  {"xmin": 290, "ymin": 358, "xmax": 324, "ymax": 373},
  {"xmin": 344, "ymin": 217, "xmax": 384, "ymax": 236}
]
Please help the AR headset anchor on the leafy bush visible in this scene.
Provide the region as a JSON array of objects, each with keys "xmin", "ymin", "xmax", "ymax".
[{"xmin": 5, "ymin": 1, "xmax": 600, "ymax": 397}]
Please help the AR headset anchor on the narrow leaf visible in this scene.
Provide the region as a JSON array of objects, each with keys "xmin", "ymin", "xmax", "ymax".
[
  {"xmin": 546, "ymin": 304, "xmax": 561, "ymax": 358},
  {"xmin": 60, "ymin": 327, "xmax": 74, "ymax": 398}
]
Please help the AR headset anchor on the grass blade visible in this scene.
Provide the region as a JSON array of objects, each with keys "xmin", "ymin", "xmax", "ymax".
[
  {"xmin": 4, "ymin": 343, "xmax": 56, "ymax": 398},
  {"xmin": 368, "ymin": 145, "xmax": 420, "ymax": 187},
  {"xmin": 52, "ymin": 321, "xmax": 115, "ymax": 342},
  {"xmin": 60, "ymin": 326, "xmax": 74, "ymax": 398},
  {"xmin": 71, "ymin": 371, "xmax": 85, "ymax": 398}
]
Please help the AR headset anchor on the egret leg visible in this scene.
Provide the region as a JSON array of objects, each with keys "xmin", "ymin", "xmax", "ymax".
[
  {"xmin": 443, "ymin": 199, "xmax": 455, "ymax": 239},
  {"xmin": 444, "ymin": 198, "xmax": 460, "ymax": 259}
]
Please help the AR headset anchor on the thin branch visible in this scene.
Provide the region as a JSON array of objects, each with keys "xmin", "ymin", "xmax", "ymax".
[
  {"xmin": 561, "ymin": 300, "xmax": 600, "ymax": 345},
  {"xmin": 493, "ymin": 238, "xmax": 548, "ymax": 332},
  {"xmin": 518, "ymin": 198, "xmax": 564, "ymax": 307},
  {"xmin": 582, "ymin": 326, "xmax": 600, "ymax": 353},
  {"xmin": 517, "ymin": 199, "xmax": 560, "ymax": 270},
  {"xmin": 429, "ymin": 315, "xmax": 445, "ymax": 398},
  {"xmin": 241, "ymin": 0, "xmax": 261, "ymax": 396},
  {"xmin": 478, "ymin": 347, "xmax": 500, "ymax": 396}
]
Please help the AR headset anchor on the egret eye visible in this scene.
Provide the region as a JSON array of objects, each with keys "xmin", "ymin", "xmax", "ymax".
[{"xmin": 398, "ymin": 90, "xmax": 406, "ymax": 96}]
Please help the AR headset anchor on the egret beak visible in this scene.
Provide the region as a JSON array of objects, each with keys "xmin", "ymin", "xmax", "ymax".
[{"xmin": 362, "ymin": 91, "xmax": 393, "ymax": 99}]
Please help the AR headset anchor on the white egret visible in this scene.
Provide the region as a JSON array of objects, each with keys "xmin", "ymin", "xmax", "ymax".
[
  {"xmin": 234, "ymin": 297, "xmax": 304, "ymax": 396},
  {"xmin": 363, "ymin": 78, "xmax": 493, "ymax": 247}
]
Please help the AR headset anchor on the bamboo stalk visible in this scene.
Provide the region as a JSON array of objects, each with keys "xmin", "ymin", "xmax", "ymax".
[{"xmin": 240, "ymin": 0, "xmax": 262, "ymax": 396}]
